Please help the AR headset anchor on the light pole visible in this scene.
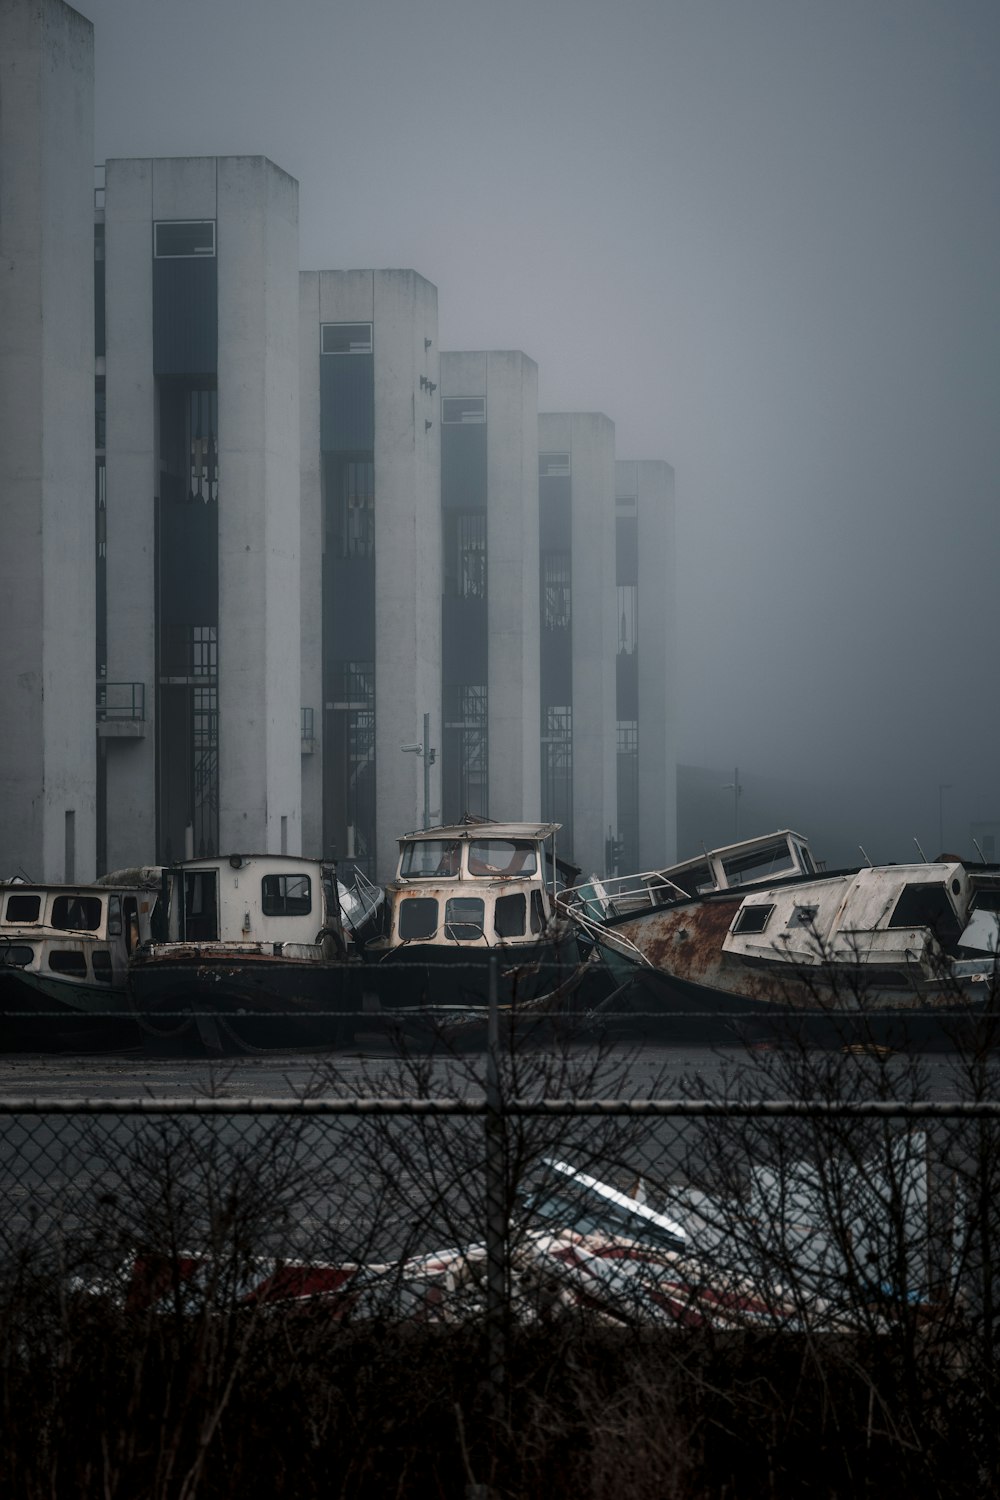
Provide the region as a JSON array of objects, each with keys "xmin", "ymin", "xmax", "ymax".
[
  {"xmin": 401, "ymin": 712, "xmax": 437, "ymax": 831},
  {"xmin": 938, "ymin": 783, "xmax": 952, "ymax": 856}
]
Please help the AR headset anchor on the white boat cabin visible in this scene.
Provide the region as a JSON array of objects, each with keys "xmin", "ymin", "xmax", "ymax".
[
  {"xmin": 385, "ymin": 822, "xmax": 561, "ymax": 948},
  {"xmin": 0, "ymin": 874, "xmax": 160, "ymax": 989},
  {"xmin": 659, "ymin": 830, "xmax": 817, "ymax": 900},
  {"xmin": 723, "ymin": 861, "xmax": 981, "ymax": 975},
  {"xmin": 160, "ymin": 854, "xmax": 380, "ymax": 948}
]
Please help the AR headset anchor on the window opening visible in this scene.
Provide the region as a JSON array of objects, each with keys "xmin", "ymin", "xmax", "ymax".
[
  {"xmin": 495, "ymin": 893, "xmax": 527, "ymax": 938},
  {"xmin": 154, "ymin": 221, "xmax": 216, "ymax": 258},
  {"xmin": 445, "ymin": 897, "xmax": 485, "ymax": 941},
  {"xmin": 52, "ymin": 896, "xmax": 102, "ymax": 931},
  {"xmin": 5, "ymin": 895, "xmax": 40, "ymax": 924},
  {"xmin": 261, "ymin": 874, "xmax": 312, "ymax": 918},
  {"xmin": 442, "ymin": 396, "xmax": 485, "ymax": 424},
  {"xmin": 733, "ymin": 904, "xmax": 775, "ymax": 935},
  {"xmin": 48, "ymin": 950, "xmax": 88, "ymax": 978},
  {"xmin": 321, "ymin": 323, "xmax": 373, "ymax": 355},
  {"xmin": 398, "ymin": 897, "xmax": 438, "ymax": 940}
]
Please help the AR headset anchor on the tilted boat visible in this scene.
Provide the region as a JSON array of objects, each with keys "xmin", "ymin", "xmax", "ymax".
[
  {"xmin": 359, "ymin": 819, "xmax": 586, "ymax": 1042},
  {"xmin": 560, "ymin": 830, "xmax": 1000, "ymax": 1046},
  {"xmin": 0, "ymin": 870, "xmax": 163, "ymax": 1051},
  {"xmin": 129, "ymin": 853, "xmax": 383, "ymax": 1055}
]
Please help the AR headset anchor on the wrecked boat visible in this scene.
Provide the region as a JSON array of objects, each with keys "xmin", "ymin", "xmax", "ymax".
[
  {"xmin": 129, "ymin": 854, "xmax": 383, "ymax": 1055},
  {"xmin": 0, "ymin": 870, "xmax": 163, "ymax": 1051},
  {"xmin": 358, "ymin": 819, "xmax": 587, "ymax": 1043},
  {"xmin": 560, "ymin": 830, "xmax": 1000, "ymax": 1046}
]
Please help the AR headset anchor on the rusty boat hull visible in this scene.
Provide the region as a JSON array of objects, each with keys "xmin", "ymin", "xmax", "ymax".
[{"xmin": 588, "ymin": 891, "xmax": 996, "ymax": 1050}]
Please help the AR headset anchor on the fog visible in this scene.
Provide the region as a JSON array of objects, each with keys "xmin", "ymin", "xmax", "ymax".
[{"xmin": 82, "ymin": 0, "xmax": 1000, "ymax": 865}]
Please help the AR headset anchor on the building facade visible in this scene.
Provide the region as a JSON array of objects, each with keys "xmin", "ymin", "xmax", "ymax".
[
  {"xmin": 300, "ymin": 270, "xmax": 441, "ymax": 880},
  {"xmin": 439, "ymin": 351, "xmax": 540, "ymax": 827},
  {"xmin": 102, "ymin": 154, "xmax": 302, "ymax": 869},
  {"xmin": 537, "ymin": 413, "xmax": 617, "ymax": 875},
  {"xmin": 0, "ymin": 0, "xmax": 97, "ymax": 882},
  {"xmin": 615, "ymin": 459, "xmax": 676, "ymax": 873}
]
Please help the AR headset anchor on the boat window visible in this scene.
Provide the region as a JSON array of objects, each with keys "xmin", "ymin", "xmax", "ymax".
[
  {"xmin": 530, "ymin": 891, "xmax": 546, "ymax": 934},
  {"xmin": 495, "ymin": 893, "xmax": 527, "ymax": 938},
  {"xmin": 445, "ymin": 897, "xmax": 485, "ymax": 941},
  {"xmin": 887, "ymin": 884, "xmax": 962, "ymax": 945},
  {"xmin": 733, "ymin": 904, "xmax": 775, "ymax": 935},
  {"xmin": 261, "ymin": 874, "xmax": 312, "ymax": 918},
  {"xmin": 468, "ymin": 840, "xmax": 537, "ymax": 877},
  {"xmin": 107, "ymin": 895, "xmax": 122, "ymax": 936},
  {"xmin": 400, "ymin": 840, "xmax": 462, "ymax": 878},
  {"xmin": 673, "ymin": 864, "xmax": 714, "ymax": 898},
  {"xmin": 722, "ymin": 842, "xmax": 796, "ymax": 888},
  {"xmin": 4, "ymin": 894, "xmax": 40, "ymax": 924},
  {"xmin": 796, "ymin": 845, "xmax": 815, "ymax": 874},
  {"xmin": 92, "ymin": 951, "xmax": 113, "ymax": 983},
  {"xmin": 0, "ymin": 945, "xmax": 33, "ymax": 968},
  {"xmin": 182, "ymin": 871, "xmax": 219, "ymax": 942},
  {"xmin": 398, "ymin": 898, "xmax": 438, "ymax": 940},
  {"xmin": 48, "ymin": 950, "xmax": 88, "ymax": 978},
  {"xmin": 52, "ymin": 895, "xmax": 102, "ymax": 931}
]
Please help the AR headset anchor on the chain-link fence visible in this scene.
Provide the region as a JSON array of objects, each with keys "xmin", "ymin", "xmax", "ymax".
[{"xmin": 1, "ymin": 1035, "xmax": 1000, "ymax": 1495}]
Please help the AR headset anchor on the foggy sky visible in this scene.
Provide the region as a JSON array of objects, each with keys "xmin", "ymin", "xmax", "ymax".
[{"xmin": 81, "ymin": 0, "xmax": 1000, "ymax": 864}]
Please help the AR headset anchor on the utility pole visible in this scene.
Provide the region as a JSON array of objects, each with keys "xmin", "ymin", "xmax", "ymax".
[
  {"xmin": 400, "ymin": 713, "xmax": 437, "ymax": 832},
  {"xmin": 723, "ymin": 766, "xmax": 742, "ymax": 841}
]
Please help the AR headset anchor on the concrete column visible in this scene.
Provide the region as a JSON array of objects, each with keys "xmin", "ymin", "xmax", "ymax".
[
  {"xmin": 0, "ymin": 0, "xmax": 96, "ymax": 880},
  {"xmin": 216, "ymin": 157, "xmax": 301, "ymax": 855}
]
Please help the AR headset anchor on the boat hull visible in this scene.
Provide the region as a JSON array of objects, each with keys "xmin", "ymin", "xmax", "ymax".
[
  {"xmin": 0, "ymin": 969, "xmax": 139, "ymax": 1053},
  {"xmin": 129, "ymin": 952, "xmax": 366, "ymax": 1056}
]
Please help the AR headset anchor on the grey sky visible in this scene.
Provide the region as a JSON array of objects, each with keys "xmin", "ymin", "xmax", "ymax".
[{"xmin": 81, "ymin": 0, "xmax": 1000, "ymax": 861}]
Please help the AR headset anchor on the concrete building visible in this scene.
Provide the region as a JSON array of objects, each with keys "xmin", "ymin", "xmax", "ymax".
[
  {"xmin": 299, "ymin": 270, "xmax": 441, "ymax": 881},
  {"xmin": 537, "ymin": 413, "xmax": 617, "ymax": 875},
  {"xmin": 439, "ymin": 351, "xmax": 540, "ymax": 826},
  {"xmin": 614, "ymin": 459, "xmax": 676, "ymax": 872},
  {"xmin": 101, "ymin": 154, "xmax": 302, "ymax": 869},
  {"xmin": 0, "ymin": 0, "xmax": 97, "ymax": 881}
]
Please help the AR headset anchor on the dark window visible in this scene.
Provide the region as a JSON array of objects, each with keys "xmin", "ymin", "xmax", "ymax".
[
  {"xmin": 444, "ymin": 512, "xmax": 487, "ymax": 599},
  {"xmin": 539, "ymin": 453, "xmax": 570, "ymax": 477},
  {"xmin": 154, "ymin": 221, "xmax": 216, "ymax": 258},
  {"xmin": 4, "ymin": 894, "xmax": 40, "ymax": 923},
  {"xmin": 617, "ymin": 584, "xmax": 637, "ymax": 655},
  {"xmin": 92, "ymin": 951, "xmax": 113, "ymax": 983},
  {"xmin": 444, "ymin": 897, "xmax": 485, "ymax": 941},
  {"xmin": 733, "ymin": 904, "xmax": 775, "ymax": 935},
  {"xmin": 398, "ymin": 897, "xmax": 438, "ymax": 940},
  {"xmin": 442, "ymin": 396, "xmax": 485, "ymax": 424},
  {"xmin": 469, "ymin": 840, "xmax": 537, "ymax": 877},
  {"xmin": 52, "ymin": 896, "xmax": 102, "ymax": 931},
  {"xmin": 48, "ymin": 950, "xmax": 88, "ymax": 978},
  {"xmin": 541, "ymin": 552, "xmax": 571, "ymax": 629},
  {"xmin": 722, "ymin": 842, "xmax": 796, "ymax": 887},
  {"xmin": 321, "ymin": 323, "xmax": 372, "ymax": 355},
  {"xmin": 261, "ymin": 874, "xmax": 312, "ymax": 917},
  {"xmin": 530, "ymin": 890, "xmax": 546, "ymax": 934},
  {"xmin": 673, "ymin": 863, "xmax": 715, "ymax": 897},
  {"xmin": 123, "ymin": 897, "xmax": 139, "ymax": 953},
  {"xmin": 1, "ymin": 944, "xmax": 33, "ymax": 967},
  {"xmin": 495, "ymin": 893, "xmax": 526, "ymax": 938},
  {"xmin": 182, "ymin": 871, "xmax": 219, "ymax": 942},
  {"xmin": 329, "ymin": 459, "xmax": 374, "ymax": 557},
  {"xmin": 400, "ymin": 841, "xmax": 462, "ymax": 879},
  {"xmin": 541, "ymin": 706, "xmax": 573, "ymax": 837},
  {"xmin": 887, "ymin": 884, "xmax": 962, "ymax": 944}
]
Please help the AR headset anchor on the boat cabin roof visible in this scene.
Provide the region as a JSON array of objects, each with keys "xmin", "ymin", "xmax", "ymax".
[{"xmin": 398, "ymin": 822, "xmax": 561, "ymax": 845}]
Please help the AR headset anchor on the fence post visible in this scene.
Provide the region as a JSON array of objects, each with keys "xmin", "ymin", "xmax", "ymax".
[{"xmin": 484, "ymin": 953, "xmax": 506, "ymax": 1411}]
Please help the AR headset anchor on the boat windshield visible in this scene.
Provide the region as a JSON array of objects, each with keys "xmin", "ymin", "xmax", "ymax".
[
  {"xmin": 468, "ymin": 840, "xmax": 537, "ymax": 877},
  {"xmin": 721, "ymin": 841, "xmax": 797, "ymax": 888},
  {"xmin": 400, "ymin": 840, "xmax": 462, "ymax": 879}
]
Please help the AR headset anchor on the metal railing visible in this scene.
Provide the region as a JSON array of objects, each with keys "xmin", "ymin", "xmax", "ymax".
[{"xmin": 96, "ymin": 680, "xmax": 145, "ymax": 721}]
